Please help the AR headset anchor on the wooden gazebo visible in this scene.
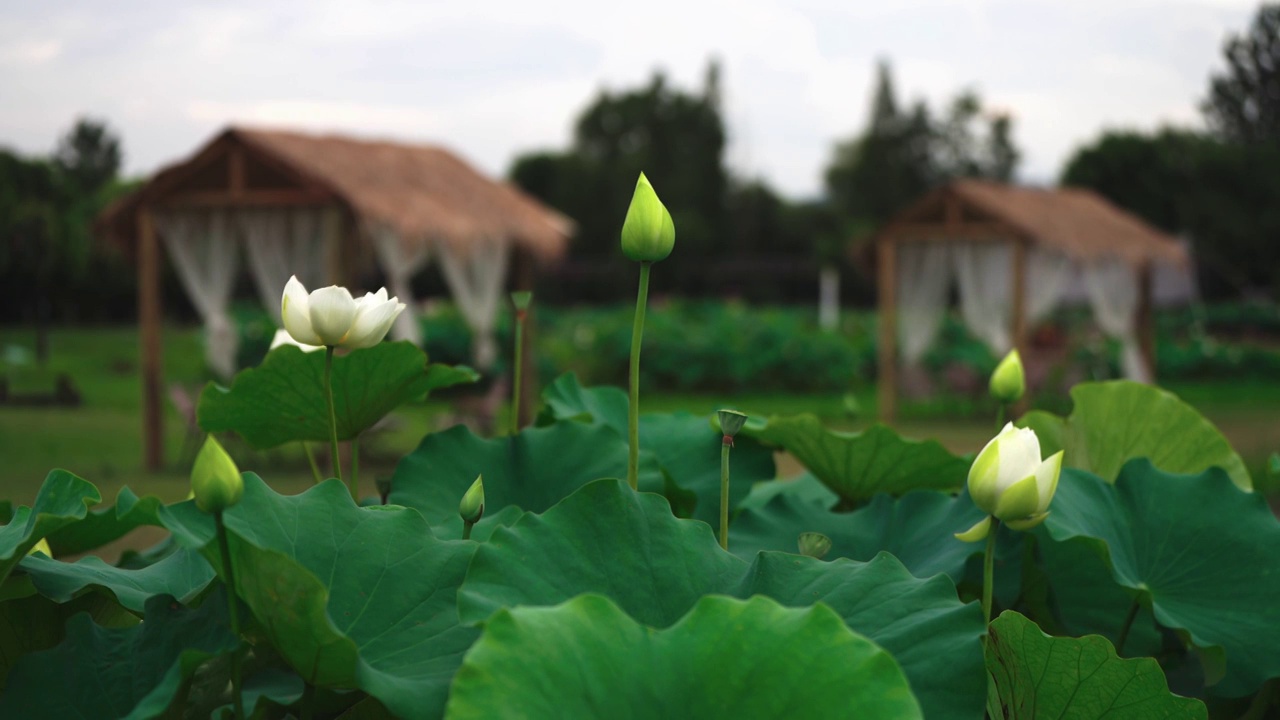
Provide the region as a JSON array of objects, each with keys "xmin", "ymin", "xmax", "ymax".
[
  {"xmin": 873, "ymin": 179, "xmax": 1189, "ymax": 422},
  {"xmin": 98, "ymin": 127, "xmax": 572, "ymax": 471}
]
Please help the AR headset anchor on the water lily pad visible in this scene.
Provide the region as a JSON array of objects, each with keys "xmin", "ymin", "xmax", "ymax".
[
  {"xmin": 198, "ymin": 342, "xmax": 478, "ymax": 449},
  {"xmin": 0, "ymin": 470, "xmax": 100, "ymax": 585},
  {"xmin": 986, "ymin": 610, "xmax": 1206, "ymax": 719},
  {"xmin": 159, "ymin": 475, "xmax": 478, "ymax": 718},
  {"xmin": 457, "ymin": 479, "xmax": 984, "ymax": 719},
  {"xmin": 19, "ymin": 548, "xmax": 214, "ymax": 613},
  {"xmin": 445, "ymin": 594, "xmax": 923, "ymax": 720},
  {"xmin": 1043, "ymin": 461, "xmax": 1280, "ymax": 696},
  {"xmin": 44, "ymin": 487, "xmax": 164, "ymax": 557}
]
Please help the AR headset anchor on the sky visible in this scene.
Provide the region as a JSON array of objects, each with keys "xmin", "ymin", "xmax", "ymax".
[{"xmin": 0, "ymin": 0, "xmax": 1261, "ymax": 199}]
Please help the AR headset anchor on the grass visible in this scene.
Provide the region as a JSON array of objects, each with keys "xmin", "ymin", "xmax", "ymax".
[{"xmin": 2, "ymin": 324, "xmax": 1278, "ymax": 511}]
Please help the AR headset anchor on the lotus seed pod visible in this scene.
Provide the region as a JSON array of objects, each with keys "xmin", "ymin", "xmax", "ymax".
[
  {"xmin": 989, "ymin": 349, "xmax": 1025, "ymax": 404},
  {"xmin": 797, "ymin": 532, "xmax": 832, "ymax": 559},
  {"xmin": 511, "ymin": 291, "xmax": 533, "ymax": 312},
  {"xmin": 717, "ymin": 409, "xmax": 749, "ymax": 439},
  {"xmin": 190, "ymin": 436, "xmax": 244, "ymax": 514},
  {"xmin": 620, "ymin": 173, "xmax": 675, "ymax": 263},
  {"xmin": 459, "ymin": 475, "xmax": 485, "ymax": 525}
]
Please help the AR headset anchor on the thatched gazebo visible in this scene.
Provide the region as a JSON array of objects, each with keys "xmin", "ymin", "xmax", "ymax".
[
  {"xmin": 98, "ymin": 127, "xmax": 572, "ymax": 470},
  {"xmin": 873, "ymin": 179, "xmax": 1190, "ymax": 422}
]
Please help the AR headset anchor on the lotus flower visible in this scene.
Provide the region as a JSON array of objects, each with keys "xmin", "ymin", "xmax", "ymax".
[
  {"xmin": 620, "ymin": 172, "xmax": 675, "ymax": 263},
  {"xmin": 955, "ymin": 423, "xmax": 1063, "ymax": 541},
  {"xmin": 269, "ymin": 328, "xmax": 322, "ymax": 353},
  {"xmin": 281, "ymin": 276, "xmax": 406, "ymax": 349},
  {"xmin": 191, "ymin": 435, "xmax": 244, "ymax": 514},
  {"xmin": 989, "ymin": 349, "xmax": 1025, "ymax": 403}
]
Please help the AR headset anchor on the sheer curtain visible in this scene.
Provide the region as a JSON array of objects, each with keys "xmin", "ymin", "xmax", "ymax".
[
  {"xmin": 155, "ymin": 209, "xmax": 240, "ymax": 379},
  {"xmin": 953, "ymin": 242, "xmax": 1013, "ymax": 354},
  {"xmin": 896, "ymin": 242, "xmax": 953, "ymax": 364},
  {"xmin": 437, "ymin": 236, "xmax": 510, "ymax": 369},
  {"xmin": 1025, "ymin": 248, "xmax": 1075, "ymax": 323},
  {"xmin": 240, "ymin": 207, "xmax": 334, "ymax": 322},
  {"xmin": 1083, "ymin": 261, "xmax": 1150, "ymax": 382},
  {"xmin": 372, "ymin": 225, "xmax": 432, "ymax": 345}
]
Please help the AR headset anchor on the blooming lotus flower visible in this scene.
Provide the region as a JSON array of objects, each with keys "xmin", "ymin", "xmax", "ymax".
[
  {"xmin": 281, "ymin": 276, "xmax": 405, "ymax": 349},
  {"xmin": 269, "ymin": 328, "xmax": 323, "ymax": 353},
  {"xmin": 955, "ymin": 423, "xmax": 1063, "ymax": 541},
  {"xmin": 620, "ymin": 172, "xmax": 675, "ymax": 263},
  {"xmin": 989, "ymin": 349, "xmax": 1025, "ymax": 403}
]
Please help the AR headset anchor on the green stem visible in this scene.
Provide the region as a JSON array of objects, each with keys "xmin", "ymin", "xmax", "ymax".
[
  {"xmin": 995, "ymin": 403, "xmax": 1006, "ymax": 432},
  {"xmin": 983, "ymin": 518, "xmax": 999, "ymax": 631},
  {"xmin": 511, "ymin": 313, "xmax": 525, "ymax": 436},
  {"xmin": 719, "ymin": 440, "xmax": 731, "ymax": 551},
  {"xmin": 302, "ymin": 443, "xmax": 323, "ymax": 485},
  {"xmin": 462, "ymin": 520, "xmax": 474, "ymax": 541},
  {"xmin": 350, "ymin": 436, "xmax": 360, "ymax": 503},
  {"xmin": 627, "ymin": 262, "xmax": 651, "ymax": 491},
  {"xmin": 1116, "ymin": 597, "xmax": 1140, "ymax": 656},
  {"xmin": 299, "ymin": 681, "xmax": 316, "ymax": 720},
  {"xmin": 215, "ymin": 512, "xmax": 245, "ymax": 720},
  {"xmin": 323, "ymin": 347, "xmax": 345, "ymax": 492}
]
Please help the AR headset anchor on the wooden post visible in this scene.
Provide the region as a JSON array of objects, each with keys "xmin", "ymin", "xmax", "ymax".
[
  {"xmin": 138, "ymin": 208, "xmax": 165, "ymax": 472},
  {"xmin": 1137, "ymin": 261, "xmax": 1155, "ymax": 383},
  {"xmin": 1010, "ymin": 238, "xmax": 1029, "ymax": 416},
  {"xmin": 877, "ymin": 237, "xmax": 897, "ymax": 424}
]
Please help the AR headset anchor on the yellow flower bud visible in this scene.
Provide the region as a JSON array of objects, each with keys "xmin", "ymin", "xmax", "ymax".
[
  {"xmin": 989, "ymin": 349, "xmax": 1025, "ymax": 404},
  {"xmin": 190, "ymin": 435, "xmax": 244, "ymax": 514},
  {"xmin": 459, "ymin": 475, "xmax": 485, "ymax": 525},
  {"xmin": 620, "ymin": 173, "xmax": 675, "ymax": 263}
]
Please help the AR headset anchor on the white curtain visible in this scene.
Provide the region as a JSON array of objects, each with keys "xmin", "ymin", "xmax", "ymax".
[
  {"xmin": 953, "ymin": 242, "xmax": 1013, "ymax": 354},
  {"xmin": 437, "ymin": 236, "xmax": 511, "ymax": 369},
  {"xmin": 896, "ymin": 242, "xmax": 953, "ymax": 364},
  {"xmin": 1083, "ymin": 261, "xmax": 1151, "ymax": 382},
  {"xmin": 818, "ymin": 266, "xmax": 840, "ymax": 331},
  {"xmin": 155, "ymin": 209, "xmax": 240, "ymax": 379},
  {"xmin": 372, "ymin": 225, "xmax": 432, "ymax": 345},
  {"xmin": 240, "ymin": 207, "xmax": 334, "ymax": 322},
  {"xmin": 1025, "ymin": 248, "xmax": 1076, "ymax": 323}
]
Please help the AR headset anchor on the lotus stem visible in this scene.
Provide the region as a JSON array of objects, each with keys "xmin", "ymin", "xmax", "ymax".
[
  {"xmin": 627, "ymin": 262, "xmax": 652, "ymax": 490},
  {"xmin": 1116, "ymin": 597, "xmax": 1140, "ymax": 656},
  {"xmin": 300, "ymin": 682, "xmax": 316, "ymax": 720},
  {"xmin": 719, "ymin": 439, "xmax": 731, "ymax": 551},
  {"xmin": 511, "ymin": 310, "xmax": 526, "ymax": 436},
  {"xmin": 323, "ymin": 347, "xmax": 345, "ymax": 492},
  {"xmin": 995, "ymin": 403, "xmax": 1006, "ymax": 433},
  {"xmin": 982, "ymin": 518, "xmax": 999, "ymax": 633},
  {"xmin": 302, "ymin": 443, "xmax": 322, "ymax": 485},
  {"xmin": 214, "ymin": 511, "xmax": 245, "ymax": 720},
  {"xmin": 462, "ymin": 520, "xmax": 475, "ymax": 541},
  {"xmin": 350, "ymin": 436, "xmax": 360, "ymax": 502}
]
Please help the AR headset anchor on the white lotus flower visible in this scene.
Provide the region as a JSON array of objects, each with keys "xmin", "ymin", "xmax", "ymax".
[
  {"xmin": 269, "ymin": 329, "xmax": 323, "ymax": 353},
  {"xmin": 281, "ymin": 276, "xmax": 405, "ymax": 349},
  {"xmin": 955, "ymin": 422, "xmax": 1063, "ymax": 541}
]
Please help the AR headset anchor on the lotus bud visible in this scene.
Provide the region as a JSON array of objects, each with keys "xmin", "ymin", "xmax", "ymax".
[
  {"xmin": 27, "ymin": 538, "xmax": 52, "ymax": 557},
  {"xmin": 797, "ymin": 532, "xmax": 832, "ymax": 560},
  {"xmin": 717, "ymin": 409, "xmax": 748, "ymax": 446},
  {"xmin": 281, "ymin": 276, "xmax": 406, "ymax": 349},
  {"xmin": 955, "ymin": 423, "xmax": 1063, "ymax": 541},
  {"xmin": 459, "ymin": 475, "xmax": 485, "ymax": 525},
  {"xmin": 620, "ymin": 173, "xmax": 675, "ymax": 263},
  {"xmin": 989, "ymin": 349, "xmax": 1025, "ymax": 404},
  {"xmin": 191, "ymin": 435, "xmax": 244, "ymax": 514},
  {"xmin": 511, "ymin": 291, "xmax": 533, "ymax": 313}
]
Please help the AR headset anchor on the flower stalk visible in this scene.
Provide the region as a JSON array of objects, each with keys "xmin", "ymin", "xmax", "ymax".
[
  {"xmin": 627, "ymin": 262, "xmax": 651, "ymax": 490},
  {"xmin": 717, "ymin": 410, "xmax": 748, "ymax": 551},
  {"xmin": 215, "ymin": 511, "xmax": 246, "ymax": 720},
  {"xmin": 982, "ymin": 517, "xmax": 998, "ymax": 632},
  {"xmin": 323, "ymin": 347, "xmax": 345, "ymax": 492},
  {"xmin": 510, "ymin": 292, "xmax": 532, "ymax": 436}
]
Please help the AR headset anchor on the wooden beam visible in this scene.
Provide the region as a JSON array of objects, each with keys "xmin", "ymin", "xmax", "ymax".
[
  {"xmin": 160, "ymin": 188, "xmax": 335, "ymax": 208},
  {"xmin": 228, "ymin": 147, "xmax": 246, "ymax": 197},
  {"xmin": 880, "ymin": 221, "xmax": 1022, "ymax": 244},
  {"xmin": 877, "ymin": 237, "xmax": 897, "ymax": 424},
  {"xmin": 138, "ymin": 208, "xmax": 164, "ymax": 472},
  {"xmin": 1010, "ymin": 238, "xmax": 1029, "ymax": 416},
  {"xmin": 1137, "ymin": 261, "xmax": 1155, "ymax": 383}
]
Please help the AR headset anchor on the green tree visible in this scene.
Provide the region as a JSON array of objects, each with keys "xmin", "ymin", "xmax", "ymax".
[{"xmin": 1203, "ymin": 3, "xmax": 1280, "ymax": 144}]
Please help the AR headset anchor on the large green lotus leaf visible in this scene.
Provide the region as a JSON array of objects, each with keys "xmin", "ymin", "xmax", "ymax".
[
  {"xmin": 736, "ymin": 472, "xmax": 838, "ymax": 513},
  {"xmin": 45, "ymin": 487, "xmax": 164, "ymax": 557},
  {"xmin": 539, "ymin": 374, "xmax": 777, "ymax": 525},
  {"xmin": 986, "ymin": 611, "xmax": 1206, "ymax": 719},
  {"xmin": 0, "ymin": 585, "xmax": 137, "ymax": 691},
  {"xmin": 1044, "ymin": 462, "xmax": 1280, "ymax": 696},
  {"xmin": 0, "ymin": 469, "xmax": 100, "ymax": 585},
  {"xmin": 0, "ymin": 590, "xmax": 239, "ymax": 719},
  {"xmin": 731, "ymin": 488, "xmax": 986, "ymax": 583},
  {"xmin": 446, "ymin": 593, "xmax": 923, "ymax": 720},
  {"xmin": 198, "ymin": 342, "xmax": 479, "ymax": 449},
  {"xmin": 1018, "ymin": 380, "xmax": 1251, "ymax": 490},
  {"xmin": 387, "ymin": 421, "xmax": 666, "ymax": 538},
  {"xmin": 19, "ymin": 548, "xmax": 215, "ymax": 613},
  {"xmin": 739, "ymin": 414, "xmax": 969, "ymax": 502},
  {"xmin": 458, "ymin": 479, "xmax": 984, "ymax": 720},
  {"xmin": 158, "ymin": 475, "xmax": 478, "ymax": 718}
]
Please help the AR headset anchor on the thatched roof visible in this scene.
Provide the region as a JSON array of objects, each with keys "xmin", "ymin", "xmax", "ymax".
[
  {"xmin": 882, "ymin": 179, "xmax": 1189, "ymax": 267},
  {"xmin": 98, "ymin": 126, "xmax": 572, "ymax": 259}
]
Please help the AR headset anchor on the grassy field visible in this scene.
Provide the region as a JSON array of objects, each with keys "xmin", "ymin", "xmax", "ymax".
[{"xmin": 2, "ymin": 325, "xmax": 1278, "ymax": 512}]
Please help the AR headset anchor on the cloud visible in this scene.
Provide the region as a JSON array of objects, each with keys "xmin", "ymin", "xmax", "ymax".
[{"xmin": 0, "ymin": 39, "xmax": 62, "ymax": 66}]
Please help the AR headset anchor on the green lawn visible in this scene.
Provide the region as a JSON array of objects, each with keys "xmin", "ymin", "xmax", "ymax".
[{"xmin": 2, "ymin": 325, "xmax": 1278, "ymax": 510}]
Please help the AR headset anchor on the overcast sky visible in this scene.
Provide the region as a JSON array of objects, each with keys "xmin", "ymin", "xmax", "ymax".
[{"xmin": 0, "ymin": 0, "xmax": 1260, "ymax": 198}]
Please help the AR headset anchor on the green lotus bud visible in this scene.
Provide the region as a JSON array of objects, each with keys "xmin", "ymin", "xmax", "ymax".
[
  {"xmin": 191, "ymin": 435, "xmax": 244, "ymax": 514},
  {"xmin": 459, "ymin": 475, "xmax": 485, "ymax": 525},
  {"xmin": 717, "ymin": 410, "xmax": 748, "ymax": 440},
  {"xmin": 842, "ymin": 393, "xmax": 862, "ymax": 420},
  {"xmin": 989, "ymin": 349, "xmax": 1025, "ymax": 404},
  {"xmin": 27, "ymin": 538, "xmax": 53, "ymax": 558},
  {"xmin": 956, "ymin": 423, "xmax": 1063, "ymax": 541},
  {"xmin": 511, "ymin": 291, "xmax": 533, "ymax": 312},
  {"xmin": 797, "ymin": 532, "xmax": 832, "ymax": 559},
  {"xmin": 620, "ymin": 172, "xmax": 675, "ymax": 263}
]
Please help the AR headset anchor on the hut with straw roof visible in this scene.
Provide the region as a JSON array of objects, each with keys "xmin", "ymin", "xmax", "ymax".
[
  {"xmin": 97, "ymin": 126, "xmax": 572, "ymax": 470},
  {"xmin": 872, "ymin": 179, "xmax": 1191, "ymax": 421}
]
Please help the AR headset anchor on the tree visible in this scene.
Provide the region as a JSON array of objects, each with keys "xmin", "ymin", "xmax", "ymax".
[
  {"xmin": 54, "ymin": 118, "xmax": 122, "ymax": 195},
  {"xmin": 1203, "ymin": 3, "xmax": 1280, "ymax": 144}
]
